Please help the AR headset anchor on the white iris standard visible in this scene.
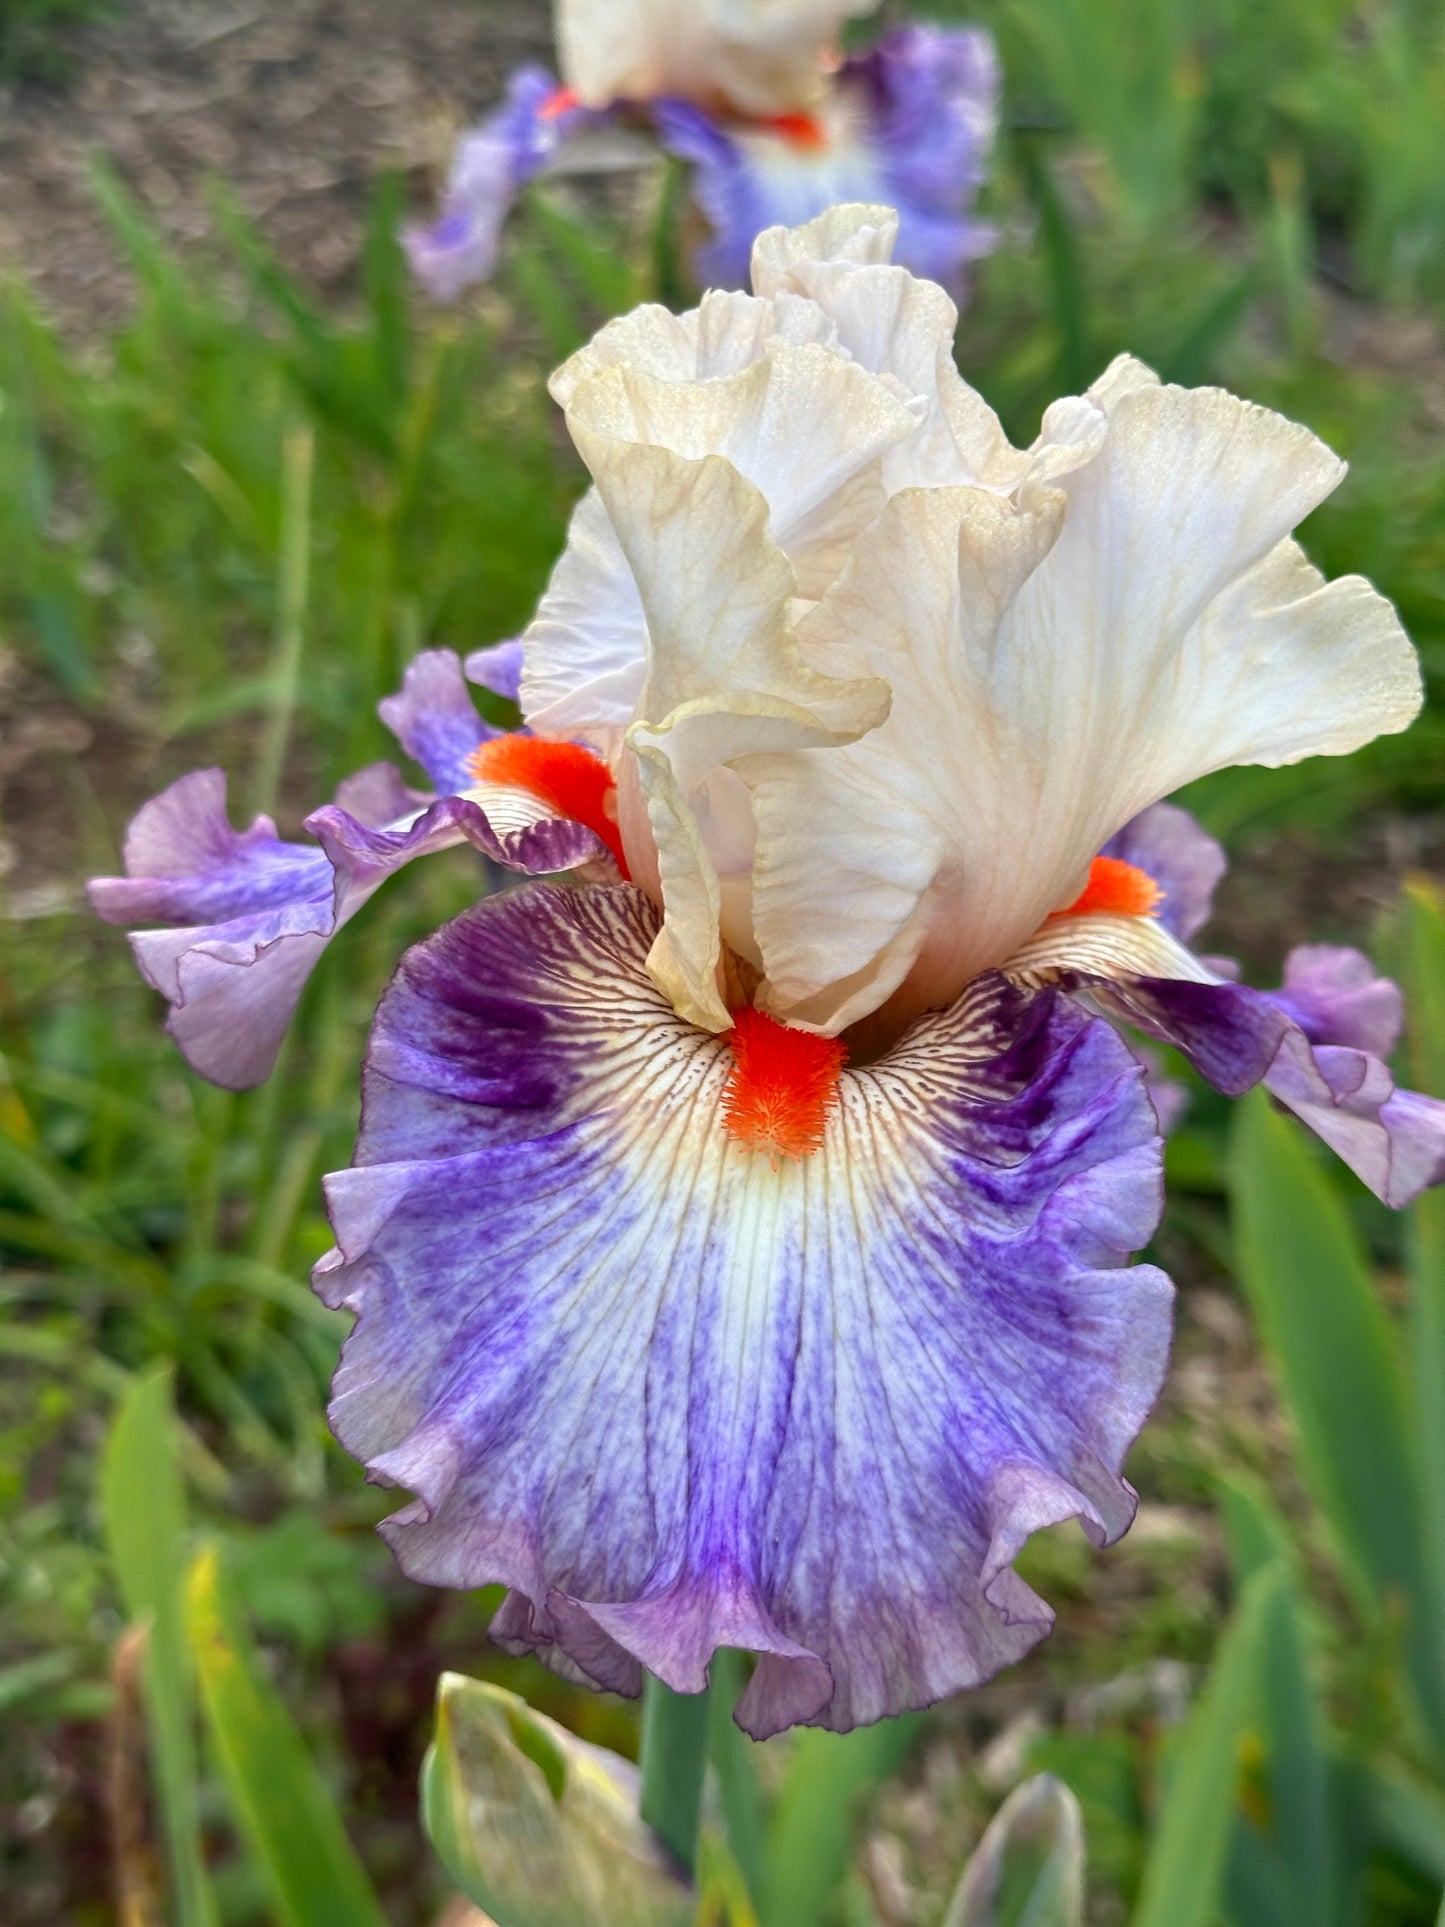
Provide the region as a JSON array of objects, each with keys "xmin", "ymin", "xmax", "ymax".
[{"xmin": 518, "ymin": 204, "xmax": 1422, "ymax": 1040}]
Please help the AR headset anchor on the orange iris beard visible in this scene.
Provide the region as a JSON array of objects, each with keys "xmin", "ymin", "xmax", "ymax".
[
  {"xmin": 540, "ymin": 86, "xmax": 579, "ymax": 121},
  {"xmin": 723, "ymin": 1007, "xmax": 847, "ymax": 1163},
  {"xmin": 1053, "ymin": 855, "xmax": 1163, "ymax": 920},
  {"xmin": 757, "ymin": 111, "xmax": 829, "ymax": 151},
  {"xmin": 466, "ymin": 737, "xmax": 630, "ymax": 877}
]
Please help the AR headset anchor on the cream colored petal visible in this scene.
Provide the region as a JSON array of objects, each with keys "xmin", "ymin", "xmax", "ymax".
[
  {"xmin": 1154, "ymin": 537, "xmax": 1423, "ymax": 775},
  {"xmin": 995, "ymin": 381, "xmax": 1418, "ymax": 824},
  {"xmin": 1081, "ymin": 352, "xmax": 1162, "ymax": 411},
  {"xmin": 751, "ymin": 204, "xmax": 1025, "ymax": 492},
  {"xmin": 550, "ymin": 302, "xmax": 714, "ymax": 406},
  {"xmin": 999, "ymin": 913, "xmax": 1220, "ymax": 990},
  {"xmin": 518, "ymin": 488, "xmax": 646, "ymax": 749},
  {"xmin": 748, "ymin": 379, "xmax": 1418, "ymax": 1035},
  {"xmin": 749, "ymin": 202, "xmax": 902, "ymax": 289},
  {"xmin": 548, "ymin": 288, "xmax": 840, "ymax": 408},
  {"xmin": 565, "ymin": 344, "xmax": 920, "ymax": 595},
  {"xmin": 584, "ymin": 440, "xmax": 887, "ymax": 1028},
  {"xmin": 557, "ymin": 0, "xmax": 879, "ymax": 116},
  {"xmin": 744, "ymin": 486, "xmax": 1065, "ymax": 1032}
]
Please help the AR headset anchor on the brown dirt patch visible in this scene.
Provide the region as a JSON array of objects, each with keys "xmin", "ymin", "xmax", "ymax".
[{"xmin": 0, "ymin": 0, "xmax": 550, "ymax": 333}]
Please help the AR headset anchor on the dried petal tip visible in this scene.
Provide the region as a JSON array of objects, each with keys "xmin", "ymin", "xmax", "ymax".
[{"xmin": 723, "ymin": 1007, "xmax": 846, "ymax": 1161}]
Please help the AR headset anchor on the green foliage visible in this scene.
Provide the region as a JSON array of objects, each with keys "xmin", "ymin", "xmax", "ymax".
[
  {"xmin": 187, "ymin": 1544, "xmax": 390, "ymax": 1927},
  {"xmin": 760, "ymin": 1716, "xmax": 922, "ymax": 1927},
  {"xmin": 939, "ymin": 0, "xmax": 1445, "ymax": 305},
  {"xmin": 0, "ymin": 0, "xmax": 112, "ymax": 85},
  {"xmin": 1229, "ymin": 1093, "xmax": 1445, "ymax": 1746},
  {"xmin": 1134, "ymin": 1566, "xmax": 1288, "ymax": 1927},
  {"xmin": 99, "ymin": 1364, "xmax": 215, "ymax": 1927}
]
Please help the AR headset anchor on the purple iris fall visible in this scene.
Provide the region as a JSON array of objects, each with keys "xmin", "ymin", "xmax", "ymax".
[
  {"xmin": 91, "ymin": 206, "xmax": 1444, "ymax": 1738},
  {"xmin": 404, "ymin": 0, "xmax": 997, "ymax": 298}
]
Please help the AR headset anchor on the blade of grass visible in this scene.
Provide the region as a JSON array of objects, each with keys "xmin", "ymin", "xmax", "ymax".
[
  {"xmin": 1397, "ymin": 878, "xmax": 1445, "ymax": 1764},
  {"xmin": 639, "ymin": 1672, "xmax": 712, "ymax": 1878},
  {"xmin": 1229, "ymin": 1091, "xmax": 1443, "ymax": 1742},
  {"xmin": 100, "ymin": 1364, "xmax": 217, "ymax": 1927},
  {"xmin": 251, "ymin": 422, "xmax": 313, "ymax": 817},
  {"xmin": 1016, "ymin": 135, "xmax": 1091, "ymax": 395},
  {"xmin": 709, "ymin": 1650, "xmax": 767, "ymax": 1908},
  {"xmin": 1357, "ymin": 1762, "xmax": 1445, "ymax": 1883},
  {"xmin": 760, "ymin": 1714, "xmax": 922, "ymax": 1927},
  {"xmin": 1133, "ymin": 1563, "xmax": 1283, "ymax": 1927},
  {"xmin": 186, "ymin": 1544, "xmax": 389, "ymax": 1927},
  {"xmin": 1217, "ymin": 1476, "xmax": 1340, "ymax": 1924}
]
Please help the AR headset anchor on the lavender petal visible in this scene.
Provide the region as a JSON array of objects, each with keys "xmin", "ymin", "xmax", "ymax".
[
  {"xmin": 1102, "ymin": 802, "xmax": 1227, "ymax": 942},
  {"xmin": 89, "ymin": 768, "xmax": 603, "ymax": 1090},
  {"xmin": 404, "ymin": 67, "xmax": 590, "ymax": 302},
  {"xmin": 378, "ymin": 647, "xmax": 499, "ymax": 796}
]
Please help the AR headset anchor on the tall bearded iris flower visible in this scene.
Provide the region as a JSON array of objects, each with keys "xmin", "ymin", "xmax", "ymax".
[
  {"xmin": 405, "ymin": 0, "xmax": 997, "ymax": 298},
  {"xmin": 92, "ymin": 207, "xmax": 1443, "ymax": 1738}
]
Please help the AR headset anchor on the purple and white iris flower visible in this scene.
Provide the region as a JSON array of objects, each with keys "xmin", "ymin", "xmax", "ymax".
[
  {"xmin": 93, "ymin": 206, "xmax": 1443, "ymax": 1738},
  {"xmin": 405, "ymin": 0, "xmax": 997, "ymax": 299}
]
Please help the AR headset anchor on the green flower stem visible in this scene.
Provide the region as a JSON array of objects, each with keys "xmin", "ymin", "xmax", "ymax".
[{"xmin": 638, "ymin": 1670, "xmax": 712, "ymax": 1879}]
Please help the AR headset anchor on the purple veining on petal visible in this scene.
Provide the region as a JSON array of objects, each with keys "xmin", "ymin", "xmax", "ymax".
[
  {"xmin": 1091, "ymin": 972, "xmax": 1444, "ymax": 1207},
  {"xmin": 1266, "ymin": 943, "xmax": 1404, "ymax": 1057},
  {"xmin": 465, "ymin": 638, "xmax": 525, "ymax": 706},
  {"xmin": 1092, "ymin": 977, "xmax": 1289, "ymax": 1098},
  {"xmin": 404, "ymin": 67, "xmax": 596, "ymax": 302},
  {"xmin": 315, "ymin": 881, "xmax": 1171, "ymax": 1737},
  {"xmin": 1102, "ymin": 802, "xmax": 1227, "ymax": 942},
  {"xmin": 378, "ymin": 647, "xmax": 499, "ymax": 795},
  {"xmin": 88, "ymin": 770, "xmax": 603, "ymax": 1091},
  {"xmin": 654, "ymin": 25, "xmax": 998, "ymax": 292}
]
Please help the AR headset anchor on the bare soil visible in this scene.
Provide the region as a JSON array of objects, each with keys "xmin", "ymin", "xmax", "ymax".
[{"xmin": 0, "ymin": 0, "xmax": 550, "ymax": 333}]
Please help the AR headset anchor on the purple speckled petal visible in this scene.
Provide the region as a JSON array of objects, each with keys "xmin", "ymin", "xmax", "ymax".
[
  {"xmin": 89, "ymin": 768, "xmax": 604, "ymax": 1090},
  {"xmin": 465, "ymin": 638, "xmax": 525, "ymax": 706},
  {"xmin": 1092, "ymin": 972, "xmax": 1444, "ymax": 1207},
  {"xmin": 315, "ymin": 881, "xmax": 1171, "ymax": 1737},
  {"xmin": 1101, "ymin": 803, "xmax": 1227, "ymax": 942},
  {"xmin": 654, "ymin": 26, "xmax": 998, "ymax": 292},
  {"xmin": 378, "ymin": 647, "xmax": 499, "ymax": 795},
  {"xmin": 405, "ymin": 68, "xmax": 594, "ymax": 302},
  {"xmin": 1267, "ymin": 943, "xmax": 1403, "ymax": 1057}
]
